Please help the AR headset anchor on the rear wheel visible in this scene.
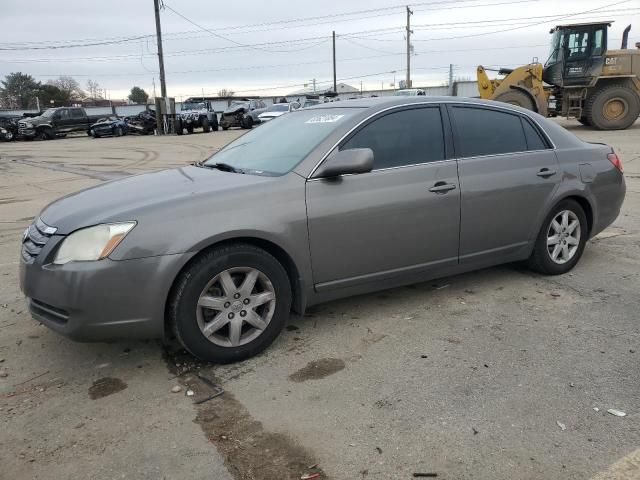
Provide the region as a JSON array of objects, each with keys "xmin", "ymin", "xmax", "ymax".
[
  {"xmin": 169, "ymin": 244, "xmax": 292, "ymax": 363},
  {"xmin": 527, "ymin": 199, "xmax": 588, "ymax": 275},
  {"xmin": 494, "ymin": 90, "xmax": 535, "ymax": 111},
  {"xmin": 202, "ymin": 117, "xmax": 210, "ymax": 133},
  {"xmin": 584, "ymin": 83, "xmax": 640, "ymax": 130},
  {"xmin": 176, "ymin": 118, "xmax": 183, "ymax": 135}
]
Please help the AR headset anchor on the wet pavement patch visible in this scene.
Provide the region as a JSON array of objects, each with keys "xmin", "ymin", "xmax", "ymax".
[
  {"xmin": 285, "ymin": 325, "xmax": 299, "ymax": 331},
  {"xmin": 88, "ymin": 377, "xmax": 127, "ymax": 400},
  {"xmin": 289, "ymin": 358, "xmax": 345, "ymax": 383},
  {"xmin": 162, "ymin": 344, "xmax": 325, "ymax": 480}
]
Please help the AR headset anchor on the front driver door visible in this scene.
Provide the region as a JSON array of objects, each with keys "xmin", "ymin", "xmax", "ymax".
[{"xmin": 306, "ymin": 105, "xmax": 460, "ymax": 292}]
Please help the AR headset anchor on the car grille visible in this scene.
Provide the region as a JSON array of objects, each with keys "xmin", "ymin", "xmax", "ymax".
[
  {"xmin": 21, "ymin": 218, "xmax": 56, "ymax": 264},
  {"xmin": 18, "ymin": 121, "xmax": 30, "ymax": 134}
]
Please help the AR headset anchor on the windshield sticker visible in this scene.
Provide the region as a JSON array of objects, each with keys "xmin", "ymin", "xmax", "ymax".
[{"xmin": 305, "ymin": 114, "xmax": 344, "ymax": 124}]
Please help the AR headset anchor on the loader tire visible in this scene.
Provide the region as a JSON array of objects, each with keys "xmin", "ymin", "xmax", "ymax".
[
  {"xmin": 578, "ymin": 116, "xmax": 591, "ymax": 126},
  {"xmin": 494, "ymin": 90, "xmax": 535, "ymax": 111},
  {"xmin": 584, "ymin": 83, "xmax": 640, "ymax": 130}
]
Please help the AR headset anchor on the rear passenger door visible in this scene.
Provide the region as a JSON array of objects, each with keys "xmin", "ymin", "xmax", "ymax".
[
  {"xmin": 306, "ymin": 105, "xmax": 460, "ymax": 290},
  {"xmin": 448, "ymin": 105, "xmax": 559, "ymax": 266},
  {"xmin": 69, "ymin": 108, "xmax": 86, "ymax": 130}
]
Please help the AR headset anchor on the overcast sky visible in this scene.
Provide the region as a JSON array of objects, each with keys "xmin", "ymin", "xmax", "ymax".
[{"xmin": 1, "ymin": 0, "xmax": 639, "ymax": 99}]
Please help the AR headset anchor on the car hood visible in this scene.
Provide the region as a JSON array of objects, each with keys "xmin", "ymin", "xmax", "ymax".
[
  {"xmin": 40, "ymin": 165, "xmax": 275, "ymax": 234},
  {"xmin": 20, "ymin": 115, "xmax": 46, "ymax": 124},
  {"xmin": 90, "ymin": 121, "xmax": 118, "ymax": 128},
  {"xmin": 260, "ymin": 111, "xmax": 286, "ymax": 118}
]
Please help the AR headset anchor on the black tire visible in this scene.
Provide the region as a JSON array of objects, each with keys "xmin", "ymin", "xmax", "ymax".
[
  {"xmin": 494, "ymin": 90, "xmax": 536, "ymax": 111},
  {"xmin": 222, "ymin": 126, "xmax": 229, "ymax": 131},
  {"xmin": 578, "ymin": 116, "xmax": 592, "ymax": 126},
  {"xmin": 38, "ymin": 128, "xmax": 54, "ymax": 141},
  {"xmin": 2, "ymin": 131, "xmax": 15, "ymax": 142},
  {"xmin": 527, "ymin": 199, "xmax": 588, "ymax": 275},
  {"xmin": 114, "ymin": 126, "xmax": 123, "ymax": 137},
  {"xmin": 243, "ymin": 115, "xmax": 254, "ymax": 129},
  {"xmin": 186, "ymin": 125, "xmax": 194, "ymax": 134},
  {"xmin": 176, "ymin": 118, "xmax": 183, "ymax": 135},
  {"xmin": 169, "ymin": 244, "xmax": 292, "ymax": 363},
  {"xmin": 584, "ymin": 83, "xmax": 640, "ymax": 130},
  {"xmin": 202, "ymin": 116, "xmax": 210, "ymax": 133},
  {"xmin": 210, "ymin": 114, "xmax": 218, "ymax": 132},
  {"xmin": 91, "ymin": 129, "xmax": 100, "ymax": 138}
]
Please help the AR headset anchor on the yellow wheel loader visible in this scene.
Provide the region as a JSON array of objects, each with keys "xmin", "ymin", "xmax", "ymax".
[{"xmin": 478, "ymin": 21, "xmax": 640, "ymax": 130}]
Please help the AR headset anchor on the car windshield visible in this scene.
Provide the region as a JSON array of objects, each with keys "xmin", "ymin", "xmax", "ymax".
[
  {"xmin": 41, "ymin": 109, "xmax": 57, "ymax": 118},
  {"xmin": 266, "ymin": 104, "xmax": 289, "ymax": 112},
  {"xmin": 229, "ymin": 101, "xmax": 249, "ymax": 108},
  {"xmin": 183, "ymin": 102, "xmax": 205, "ymax": 110},
  {"xmin": 204, "ymin": 108, "xmax": 360, "ymax": 175}
]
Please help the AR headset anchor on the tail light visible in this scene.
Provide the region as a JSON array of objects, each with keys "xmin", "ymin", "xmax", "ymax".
[{"xmin": 607, "ymin": 152, "xmax": 623, "ymax": 173}]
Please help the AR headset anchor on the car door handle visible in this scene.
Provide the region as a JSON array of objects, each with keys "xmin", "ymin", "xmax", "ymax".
[
  {"xmin": 428, "ymin": 182, "xmax": 457, "ymax": 193},
  {"xmin": 537, "ymin": 168, "xmax": 557, "ymax": 178}
]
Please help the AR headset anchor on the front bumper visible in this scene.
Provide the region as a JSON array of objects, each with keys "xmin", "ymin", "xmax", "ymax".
[
  {"xmin": 220, "ymin": 114, "xmax": 242, "ymax": 128},
  {"xmin": 18, "ymin": 128, "xmax": 36, "ymax": 138},
  {"xmin": 19, "ymin": 239, "xmax": 191, "ymax": 341}
]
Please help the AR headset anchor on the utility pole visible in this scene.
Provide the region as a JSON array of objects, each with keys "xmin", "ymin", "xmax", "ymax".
[
  {"xmin": 332, "ymin": 31, "xmax": 337, "ymax": 93},
  {"xmin": 448, "ymin": 64, "xmax": 454, "ymax": 96},
  {"xmin": 153, "ymin": 0, "xmax": 167, "ymax": 134},
  {"xmin": 312, "ymin": 78, "xmax": 316, "ymax": 93},
  {"xmin": 406, "ymin": 6, "xmax": 413, "ymax": 88},
  {"xmin": 153, "ymin": 0, "xmax": 167, "ymax": 98}
]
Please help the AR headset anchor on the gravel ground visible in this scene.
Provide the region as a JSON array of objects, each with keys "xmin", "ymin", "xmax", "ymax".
[{"xmin": 0, "ymin": 119, "xmax": 638, "ymax": 480}]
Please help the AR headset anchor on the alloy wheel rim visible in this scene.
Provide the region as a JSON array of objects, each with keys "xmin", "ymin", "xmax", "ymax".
[
  {"xmin": 547, "ymin": 210, "xmax": 581, "ymax": 265},
  {"xmin": 196, "ymin": 267, "xmax": 276, "ymax": 347}
]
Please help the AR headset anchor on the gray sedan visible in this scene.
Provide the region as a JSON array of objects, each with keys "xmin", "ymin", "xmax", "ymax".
[{"xmin": 20, "ymin": 97, "xmax": 626, "ymax": 363}]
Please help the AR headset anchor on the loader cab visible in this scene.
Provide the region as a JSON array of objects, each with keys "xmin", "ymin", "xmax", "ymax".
[{"xmin": 543, "ymin": 22, "xmax": 610, "ymax": 87}]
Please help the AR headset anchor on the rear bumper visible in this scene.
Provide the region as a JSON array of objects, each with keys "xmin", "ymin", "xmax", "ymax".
[{"xmin": 20, "ymin": 249, "xmax": 191, "ymax": 341}]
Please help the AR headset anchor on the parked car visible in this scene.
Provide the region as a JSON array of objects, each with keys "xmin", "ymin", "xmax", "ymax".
[
  {"xmin": 20, "ymin": 97, "xmax": 625, "ymax": 363},
  {"xmin": 302, "ymin": 99, "xmax": 321, "ymax": 108},
  {"xmin": 18, "ymin": 107, "xmax": 102, "ymax": 140},
  {"xmin": 0, "ymin": 116, "xmax": 19, "ymax": 141},
  {"xmin": 88, "ymin": 116, "xmax": 129, "ymax": 138},
  {"xmin": 257, "ymin": 102, "xmax": 301, "ymax": 122},
  {"xmin": 219, "ymin": 99, "xmax": 268, "ymax": 130},
  {"xmin": 176, "ymin": 99, "xmax": 219, "ymax": 134},
  {"xmin": 394, "ymin": 89, "xmax": 426, "ymax": 96},
  {"xmin": 126, "ymin": 110, "xmax": 156, "ymax": 135}
]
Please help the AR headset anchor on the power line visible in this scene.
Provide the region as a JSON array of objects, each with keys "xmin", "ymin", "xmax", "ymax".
[{"xmin": 0, "ymin": 0, "xmax": 535, "ymax": 50}]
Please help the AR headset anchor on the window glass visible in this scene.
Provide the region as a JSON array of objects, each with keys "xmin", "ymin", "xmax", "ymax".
[
  {"xmin": 71, "ymin": 108, "xmax": 84, "ymax": 118},
  {"xmin": 567, "ymin": 30, "xmax": 590, "ymax": 59},
  {"xmin": 58, "ymin": 109, "xmax": 70, "ymax": 119},
  {"xmin": 341, "ymin": 107, "xmax": 445, "ymax": 169},
  {"xmin": 521, "ymin": 118, "xmax": 548, "ymax": 150},
  {"xmin": 593, "ymin": 29, "xmax": 604, "ymax": 56},
  {"xmin": 452, "ymin": 107, "xmax": 527, "ymax": 157}
]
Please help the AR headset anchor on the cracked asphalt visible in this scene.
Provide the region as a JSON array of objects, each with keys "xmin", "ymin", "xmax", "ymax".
[{"xmin": 0, "ymin": 119, "xmax": 638, "ymax": 480}]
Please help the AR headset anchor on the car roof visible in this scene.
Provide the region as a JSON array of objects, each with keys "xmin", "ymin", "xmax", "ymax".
[{"xmin": 303, "ymin": 95, "xmax": 530, "ymax": 113}]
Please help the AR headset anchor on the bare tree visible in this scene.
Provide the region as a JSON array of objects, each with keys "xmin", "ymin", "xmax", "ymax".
[
  {"xmin": 86, "ymin": 79, "xmax": 102, "ymax": 100},
  {"xmin": 48, "ymin": 76, "xmax": 84, "ymax": 101},
  {"xmin": 218, "ymin": 88, "xmax": 235, "ymax": 97}
]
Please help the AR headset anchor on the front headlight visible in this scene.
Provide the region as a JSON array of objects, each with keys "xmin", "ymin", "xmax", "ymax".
[{"xmin": 53, "ymin": 222, "xmax": 136, "ymax": 265}]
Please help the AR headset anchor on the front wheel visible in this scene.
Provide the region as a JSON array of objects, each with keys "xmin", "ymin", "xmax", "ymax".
[
  {"xmin": 114, "ymin": 126, "xmax": 123, "ymax": 137},
  {"xmin": 202, "ymin": 117, "xmax": 210, "ymax": 133},
  {"xmin": 527, "ymin": 199, "xmax": 588, "ymax": 275},
  {"xmin": 169, "ymin": 244, "xmax": 292, "ymax": 363}
]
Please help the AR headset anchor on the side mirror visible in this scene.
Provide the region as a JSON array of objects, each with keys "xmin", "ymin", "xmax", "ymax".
[{"xmin": 314, "ymin": 148, "xmax": 374, "ymax": 178}]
